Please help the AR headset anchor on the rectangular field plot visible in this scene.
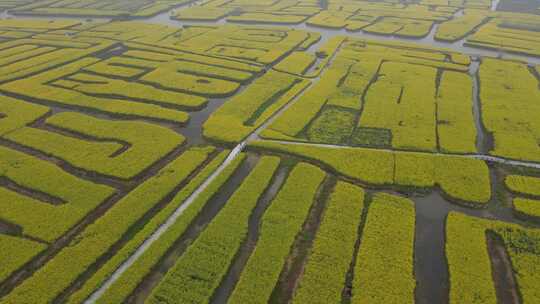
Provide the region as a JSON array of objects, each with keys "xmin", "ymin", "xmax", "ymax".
[
  {"xmin": 291, "ymin": 181, "xmax": 365, "ymax": 304},
  {"xmin": 261, "ymin": 37, "xmax": 478, "ymax": 154},
  {"xmin": 352, "ymin": 193, "xmax": 416, "ymax": 304},
  {"xmin": 446, "ymin": 213, "xmax": 540, "ymax": 304},
  {"xmin": 479, "ymin": 58, "xmax": 540, "ymax": 162}
]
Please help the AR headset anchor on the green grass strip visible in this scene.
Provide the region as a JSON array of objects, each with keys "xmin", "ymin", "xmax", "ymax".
[
  {"xmin": 446, "ymin": 213, "xmax": 497, "ymax": 304},
  {"xmin": 147, "ymin": 156, "xmax": 280, "ymax": 304},
  {"xmin": 351, "ymin": 193, "xmax": 416, "ymax": 304},
  {"xmin": 497, "ymin": 225, "xmax": 540, "ymax": 303},
  {"xmin": 505, "ymin": 175, "xmax": 540, "ymax": 197},
  {"xmin": 292, "ymin": 181, "xmax": 365, "ymax": 304},
  {"xmin": 228, "ymin": 162, "xmax": 326, "ymax": 303},
  {"xmin": 513, "ymin": 197, "xmax": 540, "ymax": 218}
]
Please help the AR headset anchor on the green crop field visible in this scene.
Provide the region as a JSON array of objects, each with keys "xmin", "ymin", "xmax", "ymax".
[{"xmin": 0, "ymin": 1, "xmax": 539, "ymax": 303}]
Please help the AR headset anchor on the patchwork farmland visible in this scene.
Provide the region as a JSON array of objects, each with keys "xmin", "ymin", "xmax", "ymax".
[{"xmin": 0, "ymin": 0, "xmax": 539, "ymax": 303}]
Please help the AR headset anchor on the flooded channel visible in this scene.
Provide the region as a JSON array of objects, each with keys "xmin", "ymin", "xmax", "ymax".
[
  {"xmin": 410, "ymin": 165, "xmax": 539, "ymax": 304},
  {"xmin": 486, "ymin": 231, "xmax": 521, "ymax": 304},
  {"xmin": 469, "ymin": 59, "xmax": 491, "ymax": 155},
  {"xmin": 413, "ymin": 192, "xmax": 450, "ymax": 304}
]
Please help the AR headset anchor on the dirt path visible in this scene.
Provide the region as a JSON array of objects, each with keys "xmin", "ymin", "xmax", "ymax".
[{"xmin": 257, "ymin": 139, "xmax": 540, "ymax": 170}]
